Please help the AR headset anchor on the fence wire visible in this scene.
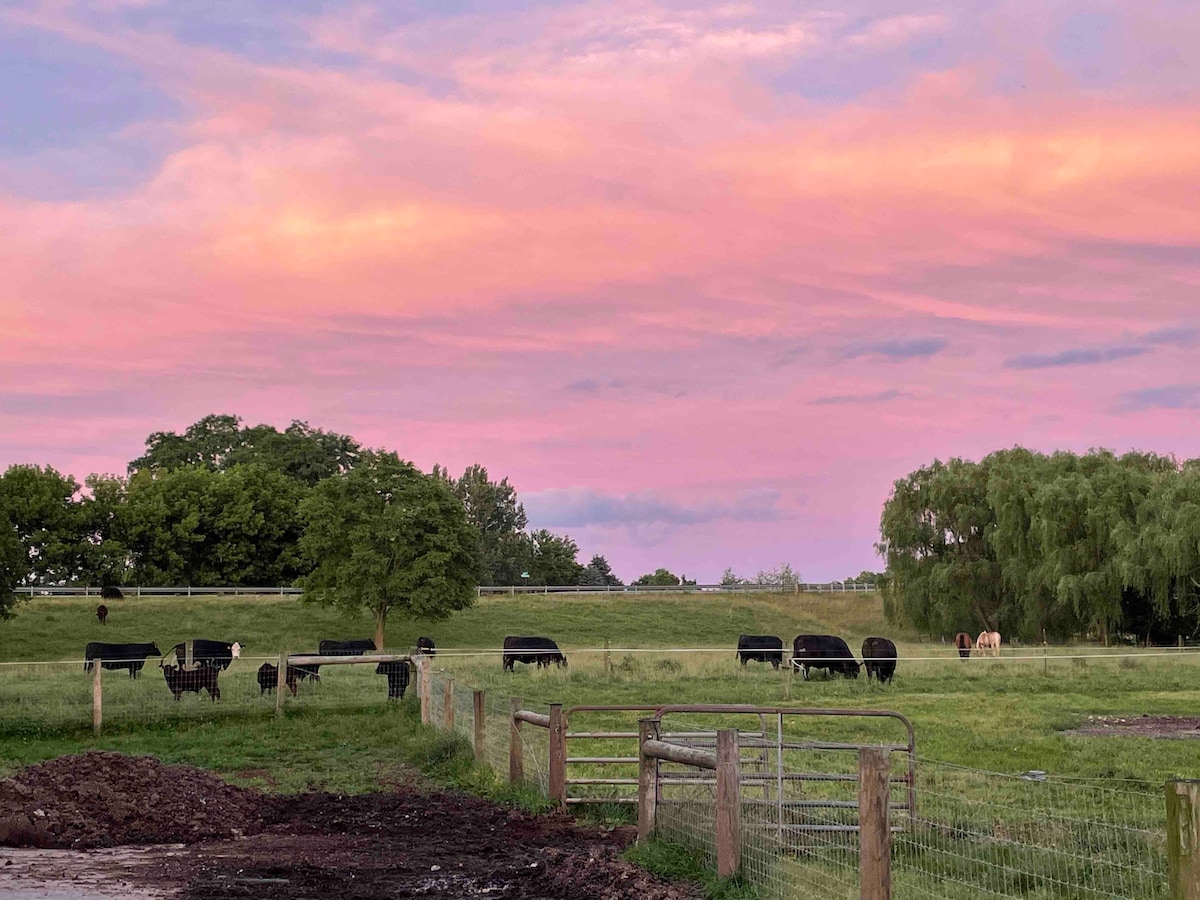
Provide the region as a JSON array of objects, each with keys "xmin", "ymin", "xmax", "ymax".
[{"xmin": 893, "ymin": 758, "xmax": 1168, "ymax": 899}]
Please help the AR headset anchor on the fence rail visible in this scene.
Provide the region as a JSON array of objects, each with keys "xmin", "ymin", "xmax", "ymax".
[{"xmin": 13, "ymin": 582, "xmax": 877, "ymax": 598}]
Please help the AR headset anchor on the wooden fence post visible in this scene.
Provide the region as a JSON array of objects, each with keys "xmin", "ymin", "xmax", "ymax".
[
  {"xmin": 509, "ymin": 696, "xmax": 524, "ymax": 785},
  {"xmin": 419, "ymin": 656, "xmax": 431, "ymax": 724},
  {"xmin": 443, "ymin": 678, "xmax": 455, "ymax": 730},
  {"xmin": 185, "ymin": 640, "xmax": 194, "ymax": 667},
  {"xmin": 715, "ymin": 728, "xmax": 742, "ymax": 879},
  {"xmin": 473, "ymin": 690, "xmax": 487, "ymax": 763},
  {"xmin": 549, "ymin": 703, "xmax": 566, "ymax": 806},
  {"xmin": 92, "ymin": 658, "xmax": 102, "ymax": 735},
  {"xmin": 1168, "ymin": 779, "xmax": 1200, "ymax": 899},
  {"xmin": 604, "ymin": 639, "xmax": 612, "ymax": 677},
  {"xmin": 859, "ymin": 747, "xmax": 893, "ymax": 900},
  {"xmin": 274, "ymin": 651, "xmax": 288, "ymax": 718},
  {"xmin": 637, "ymin": 718, "xmax": 660, "ymax": 841}
]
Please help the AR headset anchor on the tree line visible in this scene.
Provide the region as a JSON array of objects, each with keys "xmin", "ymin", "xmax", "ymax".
[
  {"xmin": 0, "ymin": 414, "xmax": 626, "ymax": 621},
  {"xmin": 878, "ymin": 447, "xmax": 1200, "ymax": 644}
]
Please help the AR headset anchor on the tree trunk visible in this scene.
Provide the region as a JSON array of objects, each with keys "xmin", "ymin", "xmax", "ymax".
[{"xmin": 374, "ymin": 609, "xmax": 387, "ymax": 652}]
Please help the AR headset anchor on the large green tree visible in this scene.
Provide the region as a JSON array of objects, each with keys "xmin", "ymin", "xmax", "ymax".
[
  {"xmin": 130, "ymin": 414, "xmax": 361, "ymax": 485},
  {"xmin": 434, "ymin": 464, "xmax": 529, "ymax": 585},
  {"xmin": 298, "ymin": 453, "xmax": 478, "ymax": 649},
  {"xmin": 633, "ymin": 568, "xmax": 682, "ymax": 587},
  {"xmin": 525, "ymin": 529, "xmax": 584, "ymax": 585},
  {"xmin": 0, "ymin": 465, "xmax": 85, "ymax": 586},
  {"xmin": 581, "ymin": 554, "xmax": 623, "ymax": 586},
  {"xmin": 123, "ymin": 465, "xmax": 307, "ymax": 585}
]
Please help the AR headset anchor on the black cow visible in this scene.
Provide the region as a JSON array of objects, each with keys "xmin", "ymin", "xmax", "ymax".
[
  {"xmin": 503, "ymin": 636, "xmax": 567, "ymax": 671},
  {"xmin": 416, "ymin": 636, "xmax": 436, "ymax": 656},
  {"xmin": 96, "ymin": 605, "xmax": 108, "ymax": 626},
  {"xmin": 171, "ymin": 639, "xmax": 242, "ymax": 670},
  {"xmin": 257, "ymin": 662, "xmax": 298, "ymax": 697},
  {"xmin": 162, "ymin": 664, "xmax": 221, "ymax": 701},
  {"xmin": 791, "ymin": 635, "xmax": 860, "ymax": 680},
  {"xmin": 84, "ymin": 642, "xmax": 161, "ymax": 678},
  {"xmin": 736, "ymin": 635, "xmax": 785, "ymax": 668},
  {"xmin": 99, "ymin": 585, "xmax": 123, "ymax": 600},
  {"xmin": 376, "ymin": 660, "xmax": 411, "ymax": 699},
  {"xmin": 861, "ymin": 637, "xmax": 897, "ymax": 684},
  {"xmin": 319, "ymin": 639, "xmax": 376, "ymax": 656}
]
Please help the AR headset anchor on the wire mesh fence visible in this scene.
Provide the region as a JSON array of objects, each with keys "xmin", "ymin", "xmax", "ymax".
[{"xmin": 893, "ymin": 758, "xmax": 1168, "ymax": 899}]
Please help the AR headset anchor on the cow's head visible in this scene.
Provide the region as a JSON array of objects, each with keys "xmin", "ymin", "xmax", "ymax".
[
  {"xmin": 230, "ymin": 642, "xmax": 242, "ymax": 659},
  {"xmin": 148, "ymin": 643, "xmax": 162, "ymax": 657}
]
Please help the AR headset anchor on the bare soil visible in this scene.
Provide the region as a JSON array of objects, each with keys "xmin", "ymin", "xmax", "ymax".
[
  {"xmin": 0, "ymin": 753, "xmax": 695, "ymax": 899},
  {"xmin": 1066, "ymin": 715, "xmax": 1200, "ymax": 739}
]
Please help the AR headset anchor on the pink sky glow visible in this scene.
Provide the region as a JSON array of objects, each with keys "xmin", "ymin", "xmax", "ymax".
[{"xmin": 2, "ymin": 1, "xmax": 1199, "ymax": 581}]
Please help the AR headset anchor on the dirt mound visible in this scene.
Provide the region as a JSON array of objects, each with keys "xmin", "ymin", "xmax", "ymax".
[
  {"xmin": 0, "ymin": 751, "xmax": 267, "ymax": 849},
  {"xmin": 1067, "ymin": 715, "xmax": 1200, "ymax": 739}
]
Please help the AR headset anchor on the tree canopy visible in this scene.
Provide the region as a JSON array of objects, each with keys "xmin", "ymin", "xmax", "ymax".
[
  {"xmin": 298, "ymin": 452, "xmax": 479, "ymax": 649},
  {"xmin": 879, "ymin": 448, "xmax": 1200, "ymax": 643}
]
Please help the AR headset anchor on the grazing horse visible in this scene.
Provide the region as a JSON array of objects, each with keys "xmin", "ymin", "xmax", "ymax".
[
  {"xmin": 954, "ymin": 632, "xmax": 972, "ymax": 659},
  {"xmin": 975, "ymin": 631, "xmax": 1001, "ymax": 657}
]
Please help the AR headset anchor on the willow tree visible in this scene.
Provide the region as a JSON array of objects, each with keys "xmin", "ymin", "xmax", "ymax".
[
  {"xmin": 877, "ymin": 457, "xmax": 1003, "ymax": 634},
  {"xmin": 298, "ymin": 452, "xmax": 478, "ymax": 650}
]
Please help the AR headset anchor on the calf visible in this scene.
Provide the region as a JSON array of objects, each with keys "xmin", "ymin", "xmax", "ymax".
[
  {"xmin": 954, "ymin": 632, "xmax": 973, "ymax": 659},
  {"xmin": 84, "ymin": 642, "xmax": 161, "ymax": 678},
  {"xmin": 257, "ymin": 662, "xmax": 298, "ymax": 697},
  {"xmin": 736, "ymin": 635, "xmax": 785, "ymax": 668},
  {"xmin": 503, "ymin": 636, "xmax": 567, "ymax": 671},
  {"xmin": 171, "ymin": 639, "xmax": 242, "ymax": 670},
  {"xmin": 791, "ymin": 635, "xmax": 860, "ymax": 680},
  {"xmin": 161, "ymin": 664, "xmax": 221, "ymax": 701},
  {"xmin": 416, "ymin": 636, "xmax": 436, "ymax": 656},
  {"xmin": 96, "ymin": 605, "xmax": 108, "ymax": 626},
  {"xmin": 861, "ymin": 637, "xmax": 898, "ymax": 684},
  {"xmin": 376, "ymin": 660, "xmax": 411, "ymax": 699}
]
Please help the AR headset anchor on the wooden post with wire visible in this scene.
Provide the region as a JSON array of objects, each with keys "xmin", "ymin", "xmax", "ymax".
[
  {"xmin": 715, "ymin": 729, "xmax": 742, "ymax": 879},
  {"xmin": 1167, "ymin": 779, "xmax": 1200, "ymax": 899},
  {"xmin": 419, "ymin": 656, "xmax": 431, "ymax": 724},
  {"xmin": 92, "ymin": 658, "xmax": 103, "ymax": 735},
  {"xmin": 443, "ymin": 678, "xmax": 455, "ymax": 730},
  {"xmin": 858, "ymin": 747, "xmax": 893, "ymax": 900},
  {"xmin": 604, "ymin": 638, "xmax": 612, "ymax": 677},
  {"xmin": 274, "ymin": 651, "xmax": 288, "ymax": 718},
  {"xmin": 548, "ymin": 703, "xmax": 566, "ymax": 806},
  {"xmin": 473, "ymin": 690, "xmax": 487, "ymax": 763},
  {"xmin": 509, "ymin": 696, "xmax": 524, "ymax": 785},
  {"xmin": 636, "ymin": 717, "xmax": 660, "ymax": 841}
]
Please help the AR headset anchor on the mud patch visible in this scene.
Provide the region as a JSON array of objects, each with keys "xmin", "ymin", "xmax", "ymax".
[
  {"xmin": 1065, "ymin": 715, "xmax": 1200, "ymax": 739},
  {"xmin": 0, "ymin": 751, "xmax": 266, "ymax": 849},
  {"xmin": 151, "ymin": 788, "xmax": 696, "ymax": 899}
]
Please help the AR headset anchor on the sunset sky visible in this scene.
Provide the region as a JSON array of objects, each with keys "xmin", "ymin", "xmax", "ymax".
[{"xmin": 2, "ymin": 1, "xmax": 1199, "ymax": 582}]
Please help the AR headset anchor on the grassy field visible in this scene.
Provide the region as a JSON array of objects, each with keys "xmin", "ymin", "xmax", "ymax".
[
  {"xmin": 1, "ymin": 590, "xmax": 1197, "ymax": 787},
  {"xmin": 2, "ymin": 590, "xmax": 1190, "ymax": 898}
]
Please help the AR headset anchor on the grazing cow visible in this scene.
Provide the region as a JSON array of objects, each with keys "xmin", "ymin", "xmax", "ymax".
[
  {"xmin": 96, "ymin": 605, "xmax": 108, "ymax": 626},
  {"xmin": 257, "ymin": 662, "xmax": 297, "ymax": 697},
  {"xmin": 791, "ymin": 635, "xmax": 860, "ymax": 680},
  {"xmin": 161, "ymin": 664, "xmax": 221, "ymax": 701},
  {"xmin": 976, "ymin": 631, "xmax": 1001, "ymax": 657},
  {"xmin": 861, "ymin": 637, "xmax": 898, "ymax": 684},
  {"xmin": 99, "ymin": 585, "xmax": 123, "ymax": 600},
  {"xmin": 503, "ymin": 636, "xmax": 568, "ymax": 671},
  {"xmin": 416, "ymin": 636, "xmax": 436, "ymax": 656},
  {"xmin": 736, "ymin": 635, "xmax": 785, "ymax": 668},
  {"xmin": 954, "ymin": 632, "xmax": 973, "ymax": 659},
  {"xmin": 170, "ymin": 639, "xmax": 242, "ymax": 670},
  {"xmin": 376, "ymin": 660, "xmax": 412, "ymax": 699},
  {"xmin": 290, "ymin": 658, "xmax": 321, "ymax": 682},
  {"xmin": 84, "ymin": 642, "xmax": 161, "ymax": 678},
  {"xmin": 318, "ymin": 639, "xmax": 376, "ymax": 656}
]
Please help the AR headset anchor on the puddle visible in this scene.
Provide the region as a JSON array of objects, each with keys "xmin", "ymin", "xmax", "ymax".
[{"xmin": 0, "ymin": 846, "xmax": 180, "ymax": 899}]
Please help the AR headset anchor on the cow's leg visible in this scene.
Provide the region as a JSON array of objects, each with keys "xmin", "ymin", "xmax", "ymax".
[{"xmin": 801, "ymin": 664, "xmax": 810, "ymax": 681}]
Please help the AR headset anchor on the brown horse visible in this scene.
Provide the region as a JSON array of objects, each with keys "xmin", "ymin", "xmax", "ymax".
[{"xmin": 954, "ymin": 632, "xmax": 972, "ymax": 659}]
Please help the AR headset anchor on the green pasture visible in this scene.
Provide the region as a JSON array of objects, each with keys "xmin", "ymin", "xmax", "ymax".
[
  {"xmin": 1, "ymin": 590, "xmax": 1191, "ymax": 898},
  {"xmin": 1, "ymin": 591, "xmax": 1197, "ymax": 788}
]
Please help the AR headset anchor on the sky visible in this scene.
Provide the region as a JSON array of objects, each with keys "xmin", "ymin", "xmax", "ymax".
[{"xmin": 1, "ymin": 1, "xmax": 1199, "ymax": 583}]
